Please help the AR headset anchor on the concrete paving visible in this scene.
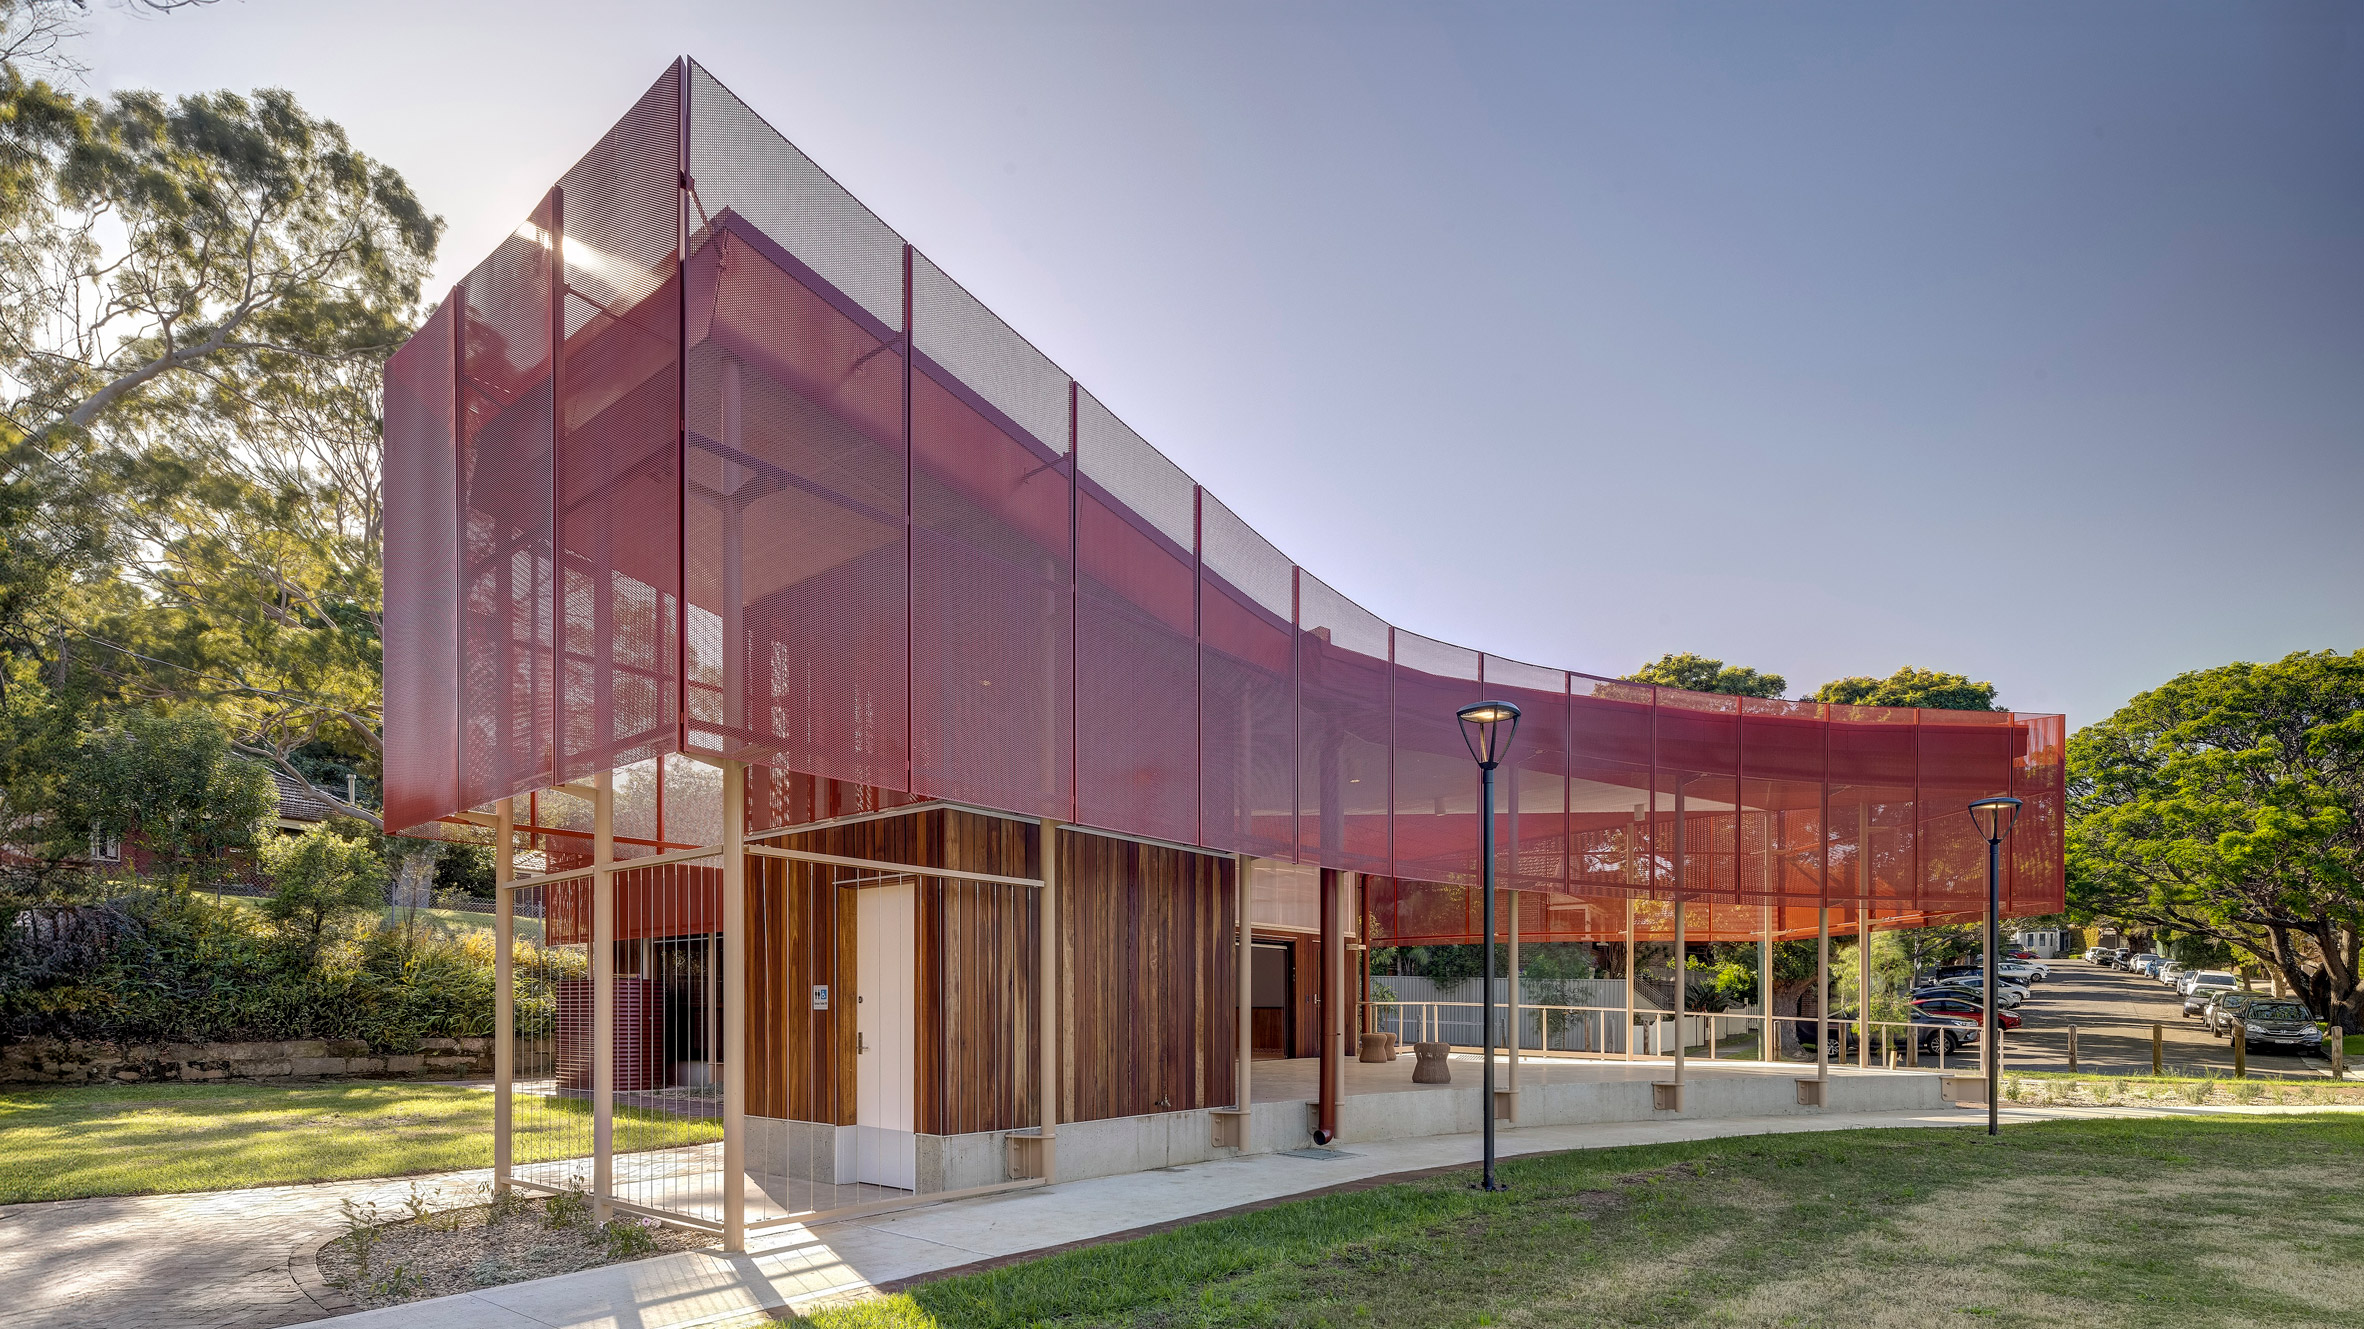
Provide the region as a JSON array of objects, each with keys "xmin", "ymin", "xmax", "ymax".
[
  {"xmin": 0, "ymin": 1166, "xmax": 494, "ymax": 1329},
  {"xmin": 324, "ymin": 1099, "xmax": 2364, "ymax": 1329}
]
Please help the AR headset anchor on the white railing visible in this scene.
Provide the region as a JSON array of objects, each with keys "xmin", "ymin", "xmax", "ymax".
[{"xmin": 1369, "ymin": 1000, "xmax": 1991, "ymax": 1072}]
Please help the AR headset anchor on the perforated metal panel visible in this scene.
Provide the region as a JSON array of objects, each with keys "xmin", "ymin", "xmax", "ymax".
[
  {"xmin": 908, "ymin": 261, "xmax": 1073, "ymax": 817},
  {"xmin": 554, "ymin": 64, "xmax": 683, "ymax": 786},
  {"xmin": 382, "ymin": 59, "xmax": 2067, "ymax": 935},
  {"xmin": 381, "ymin": 300, "xmax": 460, "ymax": 834},
  {"xmin": 457, "ymin": 192, "xmax": 557, "ymax": 810},
  {"xmin": 688, "ymin": 60, "xmax": 905, "ymax": 331},
  {"xmin": 1074, "ymin": 389, "xmax": 1198, "ymax": 842}
]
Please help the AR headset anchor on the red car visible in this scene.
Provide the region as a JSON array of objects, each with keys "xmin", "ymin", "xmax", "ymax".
[{"xmin": 1912, "ymin": 995, "xmax": 2023, "ymax": 1030}]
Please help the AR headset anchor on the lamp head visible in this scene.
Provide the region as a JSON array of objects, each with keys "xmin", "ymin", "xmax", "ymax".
[
  {"xmin": 1457, "ymin": 699, "xmax": 1523, "ymax": 768},
  {"xmin": 1967, "ymin": 794, "xmax": 2023, "ymax": 843}
]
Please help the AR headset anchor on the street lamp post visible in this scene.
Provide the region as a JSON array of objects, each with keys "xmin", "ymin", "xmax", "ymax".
[
  {"xmin": 1969, "ymin": 794, "xmax": 2023, "ymax": 1138},
  {"xmin": 1458, "ymin": 699, "xmax": 1522, "ymax": 1192}
]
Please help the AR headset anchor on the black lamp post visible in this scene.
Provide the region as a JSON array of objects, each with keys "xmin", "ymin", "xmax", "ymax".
[
  {"xmin": 1458, "ymin": 698, "xmax": 1521, "ymax": 1192},
  {"xmin": 1968, "ymin": 794, "xmax": 2023, "ymax": 1137}
]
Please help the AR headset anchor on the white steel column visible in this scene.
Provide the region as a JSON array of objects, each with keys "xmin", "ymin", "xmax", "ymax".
[
  {"xmin": 493, "ymin": 798, "xmax": 515, "ymax": 1192},
  {"xmin": 1506, "ymin": 889, "xmax": 1519, "ymax": 1090},
  {"xmin": 1623, "ymin": 898, "xmax": 1636, "ymax": 1060},
  {"xmin": 1857, "ymin": 802, "xmax": 1873, "ymax": 1070},
  {"xmin": 1038, "ymin": 819, "xmax": 1060, "ymax": 1182},
  {"xmin": 1236, "ymin": 854, "xmax": 1254, "ymax": 1112},
  {"xmin": 1759, "ymin": 903, "xmax": 1775, "ymax": 1064},
  {"xmin": 1859, "ymin": 911, "xmax": 1874, "ymax": 1069},
  {"xmin": 721, "ymin": 760, "xmax": 746, "ymax": 1250},
  {"xmin": 591, "ymin": 770, "xmax": 615, "ymax": 1220},
  {"xmin": 1815, "ymin": 905, "xmax": 1830, "ymax": 1083}
]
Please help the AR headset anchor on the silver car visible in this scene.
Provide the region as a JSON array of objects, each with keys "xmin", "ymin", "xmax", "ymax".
[
  {"xmin": 2180, "ymin": 975, "xmax": 2239, "ymax": 1016},
  {"xmin": 2231, "ymin": 999, "xmax": 2325, "ymax": 1053}
]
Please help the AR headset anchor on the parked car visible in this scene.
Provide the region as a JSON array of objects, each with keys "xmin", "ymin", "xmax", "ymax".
[
  {"xmin": 1912, "ymin": 1010, "xmax": 1980, "ymax": 1055},
  {"xmin": 2159, "ymin": 961, "xmax": 2190, "ymax": 987},
  {"xmin": 2203, "ymin": 991, "xmax": 2264, "ymax": 1037},
  {"xmin": 2083, "ymin": 947, "xmax": 2112, "ymax": 963},
  {"xmin": 2179, "ymin": 969, "xmax": 2238, "ymax": 999},
  {"xmin": 2133, "ymin": 954, "xmax": 2166, "ymax": 977},
  {"xmin": 2110, "ymin": 948, "xmax": 2133, "ymax": 967},
  {"xmin": 2180, "ymin": 973, "xmax": 2241, "ymax": 1015},
  {"xmin": 1914, "ymin": 980, "xmax": 2025, "ymax": 1009},
  {"xmin": 1912, "ymin": 994, "xmax": 2023, "ymax": 1031},
  {"xmin": 2231, "ymin": 1000, "xmax": 2325, "ymax": 1053}
]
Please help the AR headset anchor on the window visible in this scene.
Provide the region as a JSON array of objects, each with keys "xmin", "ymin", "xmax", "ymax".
[{"xmin": 88, "ymin": 823, "xmax": 120, "ymax": 862}]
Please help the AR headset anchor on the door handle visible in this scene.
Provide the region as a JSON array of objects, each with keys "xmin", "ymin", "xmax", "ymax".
[{"xmin": 857, "ymin": 1032, "xmax": 867, "ymax": 1054}]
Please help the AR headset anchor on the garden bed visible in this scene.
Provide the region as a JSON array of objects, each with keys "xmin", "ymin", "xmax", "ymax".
[
  {"xmin": 316, "ymin": 1185, "xmax": 715, "ymax": 1310},
  {"xmin": 1998, "ymin": 1071, "xmax": 2364, "ymax": 1108}
]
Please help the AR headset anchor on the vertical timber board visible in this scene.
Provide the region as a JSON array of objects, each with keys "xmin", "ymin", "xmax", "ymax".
[
  {"xmin": 1057, "ymin": 831, "xmax": 1236, "ymax": 1123},
  {"xmin": 1293, "ymin": 937, "xmax": 1320, "ymax": 1059}
]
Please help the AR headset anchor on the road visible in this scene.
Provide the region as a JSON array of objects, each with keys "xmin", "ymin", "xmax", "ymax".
[{"xmin": 2000, "ymin": 957, "xmax": 2336, "ymax": 1079}]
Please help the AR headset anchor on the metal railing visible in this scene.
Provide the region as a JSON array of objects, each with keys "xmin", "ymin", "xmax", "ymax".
[{"xmin": 1370, "ymin": 1000, "xmax": 1992, "ymax": 1073}]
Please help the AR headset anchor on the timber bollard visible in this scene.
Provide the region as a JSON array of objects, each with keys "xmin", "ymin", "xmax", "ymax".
[
  {"xmin": 2068, "ymin": 1024, "xmax": 2078, "ymax": 1073},
  {"xmin": 2234, "ymin": 1023, "xmax": 2246, "ymax": 1078},
  {"xmin": 2333, "ymin": 1026, "xmax": 2346, "ymax": 1080},
  {"xmin": 2152, "ymin": 1022, "xmax": 2164, "ymax": 1076}
]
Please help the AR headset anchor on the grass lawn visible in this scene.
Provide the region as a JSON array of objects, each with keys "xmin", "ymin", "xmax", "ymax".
[
  {"xmin": 0, "ymin": 1081, "xmax": 714, "ymax": 1204},
  {"xmin": 806, "ymin": 1114, "xmax": 2364, "ymax": 1329}
]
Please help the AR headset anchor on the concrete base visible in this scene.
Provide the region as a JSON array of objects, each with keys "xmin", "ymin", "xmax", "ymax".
[{"xmin": 1941, "ymin": 1074, "xmax": 1988, "ymax": 1106}]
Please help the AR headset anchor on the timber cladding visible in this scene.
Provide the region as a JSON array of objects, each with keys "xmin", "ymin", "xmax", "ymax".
[
  {"xmin": 743, "ymin": 807, "xmax": 1241, "ymax": 1133},
  {"xmin": 1060, "ymin": 832, "xmax": 1238, "ymax": 1124}
]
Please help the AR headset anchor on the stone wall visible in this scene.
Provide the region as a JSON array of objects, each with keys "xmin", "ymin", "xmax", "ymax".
[{"xmin": 0, "ymin": 1036, "xmax": 493, "ymax": 1085}]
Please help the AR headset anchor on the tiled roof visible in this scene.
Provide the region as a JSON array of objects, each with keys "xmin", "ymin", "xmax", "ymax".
[{"xmin": 268, "ymin": 768, "xmax": 342, "ymax": 823}]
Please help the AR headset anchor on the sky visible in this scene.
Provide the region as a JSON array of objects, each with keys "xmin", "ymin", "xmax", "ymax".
[{"xmin": 76, "ymin": 0, "xmax": 2364, "ymax": 729}]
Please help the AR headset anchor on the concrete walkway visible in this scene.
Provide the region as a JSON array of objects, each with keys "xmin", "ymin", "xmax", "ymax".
[
  {"xmin": 326, "ymin": 1101, "xmax": 2364, "ymax": 1329},
  {"xmin": 0, "ymin": 1166, "xmax": 494, "ymax": 1329}
]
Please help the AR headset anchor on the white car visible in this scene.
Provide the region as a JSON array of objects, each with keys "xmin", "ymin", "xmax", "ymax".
[
  {"xmin": 2160, "ymin": 961, "xmax": 2189, "ymax": 987},
  {"xmin": 2178, "ymin": 969, "xmax": 2237, "ymax": 998}
]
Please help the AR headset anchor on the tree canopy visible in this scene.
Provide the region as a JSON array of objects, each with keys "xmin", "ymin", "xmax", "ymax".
[
  {"xmin": 2068, "ymin": 650, "xmax": 2364, "ymax": 1027},
  {"xmin": 1624, "ymin": 652, "xmax": 1786, "ymax": 699},
  {"xmin": 0, "ymin": 36, "xmax": 438, "ymax": 829},
  {"xmin": 1810, "ymin": 666, "xmax": 1999, "ymax": 712}
]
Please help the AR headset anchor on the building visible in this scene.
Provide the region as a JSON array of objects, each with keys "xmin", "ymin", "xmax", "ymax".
[{"xmin": 380, "ymin": 60, "xmax": 2065, "ymax": 1248}]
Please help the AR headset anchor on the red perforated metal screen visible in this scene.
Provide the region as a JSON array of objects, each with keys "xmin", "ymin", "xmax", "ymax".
[{"xmin": 380, "ymin": 57, "xmax": 2068, "ymax": 937}]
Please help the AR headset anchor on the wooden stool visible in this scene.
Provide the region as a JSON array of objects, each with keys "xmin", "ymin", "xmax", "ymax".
[
  {"xmin": 1358, "ymin": 1032, "xmax": 1397, "ymax": 1063},
  {"xmin": 1412, "ymin": 1041, "xmax": 1451, "ymax": 1084}
]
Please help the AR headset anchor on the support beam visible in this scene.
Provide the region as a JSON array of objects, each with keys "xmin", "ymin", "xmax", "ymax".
[
  {"xmin": 1858, "ymin": 909, "xmax": 1873, "ymax": 1070},
  {"xmin": 1816, "ymin": 905, "xmax": 1830, "ymax": 1084},
  {"xmin": 1316, "ymin": 868, "xmax": 1343, "ymax": 1145},
  {"xmin": 1506, "ymin": 888, "xmax": 1520, "ymax": 1095},
  {"xmin": 591, "ymin": 770, "xmax": 615, "ymax": 1222},
  {"xmin": 721, "ymin": 760, "xmax": 746, "ymax": 1251},
  {"xmin": 1759, "ymin": 901, "xmax": 1775, "ymax": 1065},
  {"xmin": 1857, "ymin": 802, "xmax": 1873, "ymax": 1071},
  {"xmin": 1623, "ymin": 897, "xmax": 1636, "ymax": 1061},
  {"xmin": 493, "ymin": 798, "xmax": 514, "ymax": 1193},
  {"xmin": 1214, "ymin": 853, "xmax": 1254, "ymax": 1151},
  {"xmin": 1037, "ymin": 819, "xmax": 1060, "ymax": 1182},
  {"xmin": 1671, "ymin": 897, "xmax": 1687, "ymax": 1088}
]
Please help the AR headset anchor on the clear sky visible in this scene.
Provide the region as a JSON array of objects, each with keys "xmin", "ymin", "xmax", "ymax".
[{"xmin": 79, "ymin": 0, "xmax": 2364, "ymax": 728}]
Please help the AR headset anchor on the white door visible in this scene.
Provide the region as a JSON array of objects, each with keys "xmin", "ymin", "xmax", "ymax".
[{"xmin": 854, "ymin": 879, "xmax": 917, "ymax": 1190}]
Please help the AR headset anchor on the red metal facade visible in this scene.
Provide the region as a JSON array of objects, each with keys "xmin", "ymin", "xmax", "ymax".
[{"xmin": 381, "ymin": 58, "xmax": 2067, "ymax": 935}]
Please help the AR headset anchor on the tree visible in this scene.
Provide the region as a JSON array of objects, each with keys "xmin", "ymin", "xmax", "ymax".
[
  {"xmin": 40, "ymin": 707, "xmax": 275, "ymax": 885},
  {"xmin": 0, "ymin": 62, "xmax": 438, "ymax": 824},
  {"xmin": 259, "ymin": 820, "xmax": 388, "ymax": 951},
  {"xmin": 1811, "ymin": 667, "xmax": 1998, "ymax": 711},
  {"xmin": 1625, "ymin": 652, "xmax": 1786, "ymax": 699},
  {"xmin": 2068, "ymin": 650, "xmax": 2364, "ymax": 1028}
]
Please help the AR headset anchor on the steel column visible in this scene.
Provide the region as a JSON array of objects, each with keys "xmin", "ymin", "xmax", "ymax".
[
  {"xmin": 493, "ymin": 797, "xmax": 514, "ymax": 1192},
  {"xmin": 591, "ymin": 770, "xmax": 615, "ymax": 1221},
  {"xmin": 721, "ymin": 759, "xmax": 746, "ymax": 1249}
]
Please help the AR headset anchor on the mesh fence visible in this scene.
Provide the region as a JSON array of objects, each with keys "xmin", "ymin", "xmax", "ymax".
[{"xmin": 386, "ymin": 58, "xmax": 2067, "ymax": 934}]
